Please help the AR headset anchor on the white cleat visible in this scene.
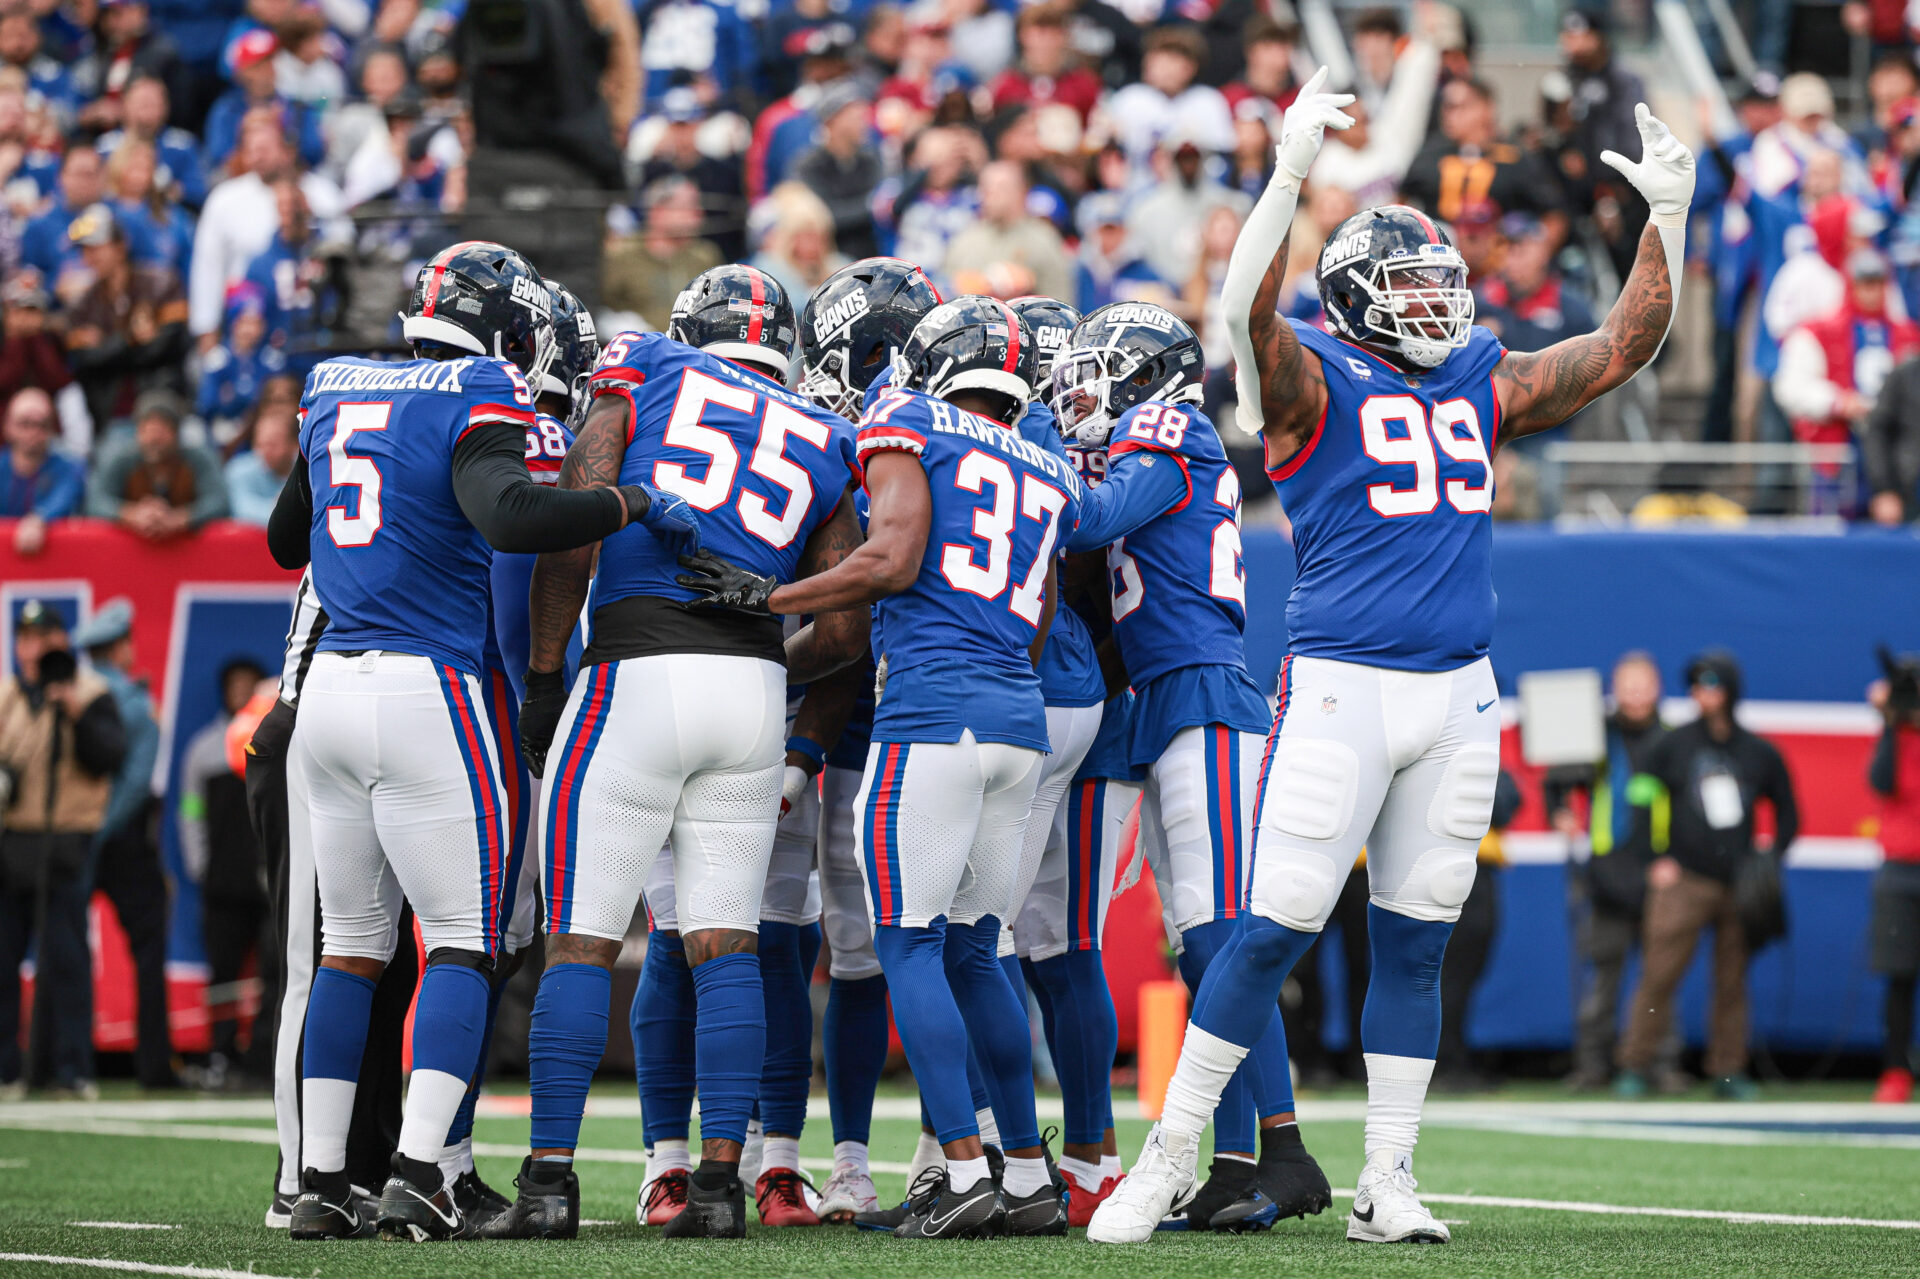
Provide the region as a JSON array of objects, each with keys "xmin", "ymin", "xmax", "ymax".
[
  {"xmin": 815, "ymin": 1162, "xmax": 879, "ymax": 1222},
  {"xmin": 1346, "ymin": 1150, "xmax": 1450, "ymax": 1244},
  {"xmin": 1086, "ymin": 1124, "xmax": 1199, "ymax": 1244}
]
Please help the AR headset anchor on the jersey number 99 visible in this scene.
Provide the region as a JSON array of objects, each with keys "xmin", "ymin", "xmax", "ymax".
[{"xmin": 1359, "ymin": 394, "xmax": 1492, "ymax": 518}]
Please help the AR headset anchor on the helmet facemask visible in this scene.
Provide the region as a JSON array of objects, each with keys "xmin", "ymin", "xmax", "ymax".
[
  {"xmin": 1050, "ymin": 342, "xmax": 1203, "ymax": 446},
  {"xmin": 799, "ymin": 344, "xmax": 864, "ymax": 419},
  {"xmin": 1340, "ymin": 250, "xmax": 1474, "ymax": 369}
]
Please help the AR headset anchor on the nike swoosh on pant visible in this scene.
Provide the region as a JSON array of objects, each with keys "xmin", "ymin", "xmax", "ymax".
[{"xmin": 1475, "ymin": 700, "xmax": 1495, "ymax": 713}]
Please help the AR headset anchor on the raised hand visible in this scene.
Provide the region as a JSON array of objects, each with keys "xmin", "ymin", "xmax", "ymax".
[
  {"xmin": 1276, "ymin": 66, "xmax": 1357, "ymax": 184},
  {"xmin": 1600, "ymin": 103, "xmax": 1696, "ymax": 219}
]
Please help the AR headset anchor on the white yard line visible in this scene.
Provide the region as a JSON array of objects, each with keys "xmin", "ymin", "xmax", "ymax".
[
  {"xmin": 66, "ymin": 1224, "xmax": 176, "ymax": 1231},
  {"xmin": 0, "ymin": 1257, "xmax": 297, "ymax": 1279}
]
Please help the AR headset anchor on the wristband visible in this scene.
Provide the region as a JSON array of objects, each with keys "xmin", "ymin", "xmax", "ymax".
[
  {"xmin": 1649, "ymin": 208, "xmax": 1689, "ymax": 229},
  {"xmin": 786, "ymin": 735, "xmax": 827, "ymax": 769}
]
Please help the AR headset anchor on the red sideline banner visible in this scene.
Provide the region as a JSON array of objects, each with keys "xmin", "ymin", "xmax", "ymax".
[{"xmin": 3, "ymin": 518, "xmax": 300, "ymax": 1054}]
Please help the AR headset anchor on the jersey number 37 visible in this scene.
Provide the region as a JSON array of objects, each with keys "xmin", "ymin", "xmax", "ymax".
[{"xmin": 942, "ymin": 449, "xmax": 1069, "ymax": 627}]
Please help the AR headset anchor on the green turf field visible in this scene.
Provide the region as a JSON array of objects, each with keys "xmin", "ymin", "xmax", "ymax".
[{"xmin": 2, "ymin": 1084, "xmax": 1917, "ymax": 1278}]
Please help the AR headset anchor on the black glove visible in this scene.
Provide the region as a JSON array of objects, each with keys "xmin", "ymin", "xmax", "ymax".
[
  {"xmin": 520, "ymin": 668, "xmax": 570, "ymax": 779},
  {"xmin": 676, "ymin": 550, "xmax": 777, "ymax": 614},
  {"xmin": 245, "ymin": 697, "xmax": 297, "ymax": 764}
]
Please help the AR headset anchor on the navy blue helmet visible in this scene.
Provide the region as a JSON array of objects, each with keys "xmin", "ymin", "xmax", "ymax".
[
  {"xmin": 668, "ymin": 264, "xmax": 797, "ymax": 378},
  {"xmin": 1316, "ymin": 204, "xmax": 1474, "ymax": 369},
  {"xmin": 402, "ymin": 240, "xmax": 556, "ymax": 386},
  {"xmin": 1050, "ymin": 301, "xmax": 1205, "ymax": 445},
  {"xmin": 1006, "ymin": 295, "xmax": 1081, "ymax": 383},
  {"xmin": 798, "ymin": 257, "xmax": 943, "ymax": 418},
  {"xmin": 540, "ymin": 280, "xmax": 600, "ymax": 428},
  {"xmin": 895, "ymin": 294, "xmax": 1038, "ymax": 424}
]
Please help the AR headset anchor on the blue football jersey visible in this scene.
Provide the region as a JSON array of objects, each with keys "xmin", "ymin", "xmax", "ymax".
[
  {"xmin": 587, "ymin": 331, "xmax": 859, "ymax": 611},
  {"xmin": 1104, "ymin": 401, "xmax": 1252, "ymax": 687},
  {"xmin": 300, "ymin": 353, "xmax": 537, "ymax": 675},
  {"xmin": 1018, "ymin": 399, "xmax": 1105, "ymax": 710},
  {"xmin": 1272, "ymin": 323, "xmax": 1506, "ymax": 671},
  {"xmin": 488, "ymin": 413, "xmax": 578, "ymax": 697},
  {"xmin": 858, "ymin": 386, "xmax": 1085, "ymax": 750}
]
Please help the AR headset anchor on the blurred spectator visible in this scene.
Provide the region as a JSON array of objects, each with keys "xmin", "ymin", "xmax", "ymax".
[
  {"xmin": 1402, "ymin": 77, "xmax": 1565, "ymax": 230},
  {"xmin": 1309, "ymin": 46, "xmax": 1440, "ymax": 209},
  {"xmin": 86, "ymin": 390, "xmax": 228, "ymax": 538},
  {"xmin": 189, "ymin": 117, "xmax": 342, "ymax": 349},
  {"xmin": 749, "ymin": 181, "xmax": 848, "ymax": 308},
  {"xmin": 1868, "ymin": 657, "xmax": 1920, "ymax": 1102},
  {"xmin": 203, "ymin": 29, "xmax": 325, "ymax": 177},
  {"xmin": 0, "ymin": 7, "xmax": 78, "ymax": 121},
  {"xmin": 1075, "ymin": 191, "xmax": 1166, "ymax": 313},
  {"xmin": 105, "ymin": 138, "xmax": 195, "ymax": 273},
  {"xmin": 1546, "ymin": 653, "xmax": 1682, "ymax": 1092},
  {"xmin": 273, "ymin": 6, "xmax": 346, "ymax": 109},
  {"xmin": 764, "ymin": 0, "xmax": 859, "ymax": 102},
  {"xmin": 1348, "ymin": 6, "xmax": 1405, "ymax": 117},
  {"xmin": 1560, "ymin": 6, "xmax": 1652, "ymax": 277},
  {"xmin": 72, "ymin": 1, "xmax": 191, "ymax": 138},
  {"xmin": 22, "ymin": 145, "xmax": 121, "ymax": 306},
  {"xmin": 1617, "ymin": 652, "xmax": 1799, "ymax": 1101},
  {"xmin": 1865, "ymin": 350, "xmax": 1920, "ymax": 524},
  {"xmin": 636, "ymin": 88, "xmax": 748, "ymax": 262},
  {"xmin": 243, "ymin": 178, "xmax": 335, "ymax": 360},
  {"xmin": 0, "ymin": 601, "xmax": 124, "ymax": 1100},
  {"xmin": 883, "ymin": 124, "xmax": 984, "ymax": 271},
  {"xmin": 638, "ymin": 0, "xmax": 759, "ymax": 113},
  {"xmin": 988, "ymin": 3, "xmax": 1101, "ymax": 123},
  {"xmin": 65, "ymin": 203, "xmax": 189, "ymax": 432},
  {"xmin": 0, "ymin": 387, "xmax": 82, "ymax": 555},
  {"xmin": 180, "ymin": 656, "xmax": 272, "ymax": 1084},
  {"xmin": 604, "ymin": 175, "xmax": 723, "ymax": 329},
  {"xmin": 1226, "ymin": 99, "xmax": 1276, "ymax": 200},
  {"xmin": 225, "ymin": 405, "xmax": 298, "ymax": 527},
  {"xmin": 198, "ymin": 286, "xmax": 287, "ymax": 447},
  {"xmin": 1696, "ymin": 75, "xmax": 1783, "ymax": 445},
  {"xmin": 1220, "ymin": 15, "xmax": 1297, "ymax": 118},
  {"xmin": 1183, "ymin": 202, "xmax": 1241, "ymax": 379},
  {"xmin": 76, "ymin": 599, "xmax": 177, "ymax": 1091},
  {"xmin": 1477, "ymin": 213, "xmax": 1597, "ymax": 354},
  {"xmin": 95, "ymin": 74, "xmax": 206, "ymax": 209},
  {"xmin": 793, "ymin": 81, "xmax": 883, "ymax": 259},
  {"xmin": 945, "ymin": 159, "xmax": 1070, "ymax": 303},
  {"xmin": 0, "ymin": 273, "xmax": 74, "ymax": 417},
  {"xmin": 1751, "ymin": 72, "xmax": 1871, "ymax": 206},
  {"xmin": 1128, "ymin": 132, "xmax": 1249, "ymax": 289},
  {"xmin": 1489, "ymin": 448, "xmax": 1542, "ymax": 521},
  {"xmin": 1775, "ymin": 248, "xmax": 1920, "ymax": 515},
  {"xmin": 340, "ymin": 93, "xmax": 463, "ymax": 210},
  {"xmin": 1106, "ymin": 25, "xmax": 1231, "ymax": 162},
  {"xmin": 946, "ymin": 0, "xmax": 1014, "ymax": 83},
  {"xmin": 321, "ymin": 42, "xmax": 408, "ymax": 183},
  {"xmin": 748, "ymin": 21, "xmax": 861, "ymax": 201},
  {"xmin": 875, "ymin": 15, "xmax": 978, "ymax": 142}
]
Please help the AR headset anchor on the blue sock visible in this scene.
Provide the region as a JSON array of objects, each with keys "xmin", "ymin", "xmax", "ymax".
[
  {"xmin": 301, "ymin": 967, "xmax": 376, "ymax": 1083},
  {"xmin": 412, "ymin": 962, "xmax": 490, "ymax": 1080},
  {"xmin": 798, "ymin": 921, "xmax": 823, "ymax": 982},
  {"xmin": 632, "ymin": 931, "xmax": 696, "ymax": 1146},
  {"xmin": 1243, "ymin": 991, "xmax": 1297, "ymax": 1120},
  {"xmin": 691, "ymin": 951, "xmax": 765, "ymax": 1146},
  {"xmin": 824, "ymin": 974, "xmax": 889, "ymax": 1145},
  {"xmin": 1031, "ymin": 950, "xmax": 1118, "ymax": 1147},
  {"xmin": 528, "ymin": 962, "xmax": 611, "ymax": 1151},
  {"xmin": 966, "ymin": 1044, "xmax": 993, "ymax": 1115},
  {"xmin": 757, "ymin": 922, "xmax": 812, "ymax": 1137},
  {"xmin": 1191, "ymin": 914, "xmax": 1319, "ymax": 1129},
  {"xmin": 1360, "ymin": 904, "xmax": 1453, "ymax": 1059},
  {"xmin": 1022, "ymin": 957, "xmax": 1060, "ymax": 1068},
  {"xmin": 944, "ymin": 919, "xmax": 1039, "ymax": 1151},
  {"xmin": 444, "ymin": 965, "xmax": 509, "ymax": 1147},
  {"xmin": 1178, "ymin": 919, "xmax": 1260, "ymax": 1157},
  {"xmin": 873, "ymin": 923, "xmax": 977, "ymax": 1144}
]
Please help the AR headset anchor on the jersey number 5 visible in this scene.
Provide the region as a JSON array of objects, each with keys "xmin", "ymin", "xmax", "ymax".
[
  {"xmin": 1359, "ymin": 394, "xmax": 1492, "ymax": 517},
  {"xmin": 326, "ymin": 402, "xmax": 390, "ymax": 547},
  {"xmin": 942, "ymin": 449, "xmax": 1068, "ymax": 625}
]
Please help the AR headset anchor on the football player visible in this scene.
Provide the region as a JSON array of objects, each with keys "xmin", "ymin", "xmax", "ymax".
[
  {"xmin": 266, "ymin": 242, "xmax": 683, "ymax": 1241},
  {"xmin": 493, "ymin": 263, "xmax": 866, "ymax": 1240},
  {"xmin": 680, "ymin": 295, "xmax": 1085, "ymax": 1239},
  {"xmin": 434, "ymin": 279, "xmax": 598, "ymax": 1233},
  {"xmin": 1055, "ymin": 301, "xmax": 1327, "ymax": 1232},
  {"xmin": 1090, "ymin": 71, "xmax": 1692, "ymax": 1245}
]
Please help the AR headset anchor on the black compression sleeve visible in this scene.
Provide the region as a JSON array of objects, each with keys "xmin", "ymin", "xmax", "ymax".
[
  {"xmin": 267, "ymin": 457, "xmax": 314, "ymax": 570},
  {"xmin": 451, "ymin": 423, "xmax": 627, "ymax": 553}
]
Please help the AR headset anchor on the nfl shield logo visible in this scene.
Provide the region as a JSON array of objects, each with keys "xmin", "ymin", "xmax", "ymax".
[{"xmin": 1321, "ymin": 696, "xmax": 1338, "ymax": 715}]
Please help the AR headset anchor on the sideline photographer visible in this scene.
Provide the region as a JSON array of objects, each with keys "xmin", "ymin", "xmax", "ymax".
[
  {"xmin": 0, "ymin": 601, "xmax": 126, "ymax": 1097},
  {"xmin": 1868, "ymin": 648, "xmax": 1920, "ymax": 1103}
]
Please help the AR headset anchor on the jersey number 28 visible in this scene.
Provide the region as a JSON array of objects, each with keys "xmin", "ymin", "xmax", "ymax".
[{"xmin": 1111, "ymin": 467, "xmax": 1244, "ymax": 619}]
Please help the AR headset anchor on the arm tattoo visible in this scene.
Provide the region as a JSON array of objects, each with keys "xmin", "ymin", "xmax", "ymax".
[
  {"xmin": 1250, "ymin": 233, "xmax": 1329, "ymax": 467},
  {"xmin": 528, "ymin": 398, "xmax": 627, "ymax": 672},
  {"xmin": 1496, "ymin": 222, "xmax": 1674, "ymax": 440}
]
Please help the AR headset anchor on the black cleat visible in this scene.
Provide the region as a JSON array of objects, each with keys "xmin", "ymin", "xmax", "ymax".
[
  {"xmin": 662, "ymin": 1171, "xmax": 747, "ymax": 1238},
  {"xmin": 1002, "ymin": 1134, "xmax": 1068, "ymax": 1237},
  {"xmin": 853, "ymin": 1198, "xmax": 910, "ymax": 1232},
  {"xmin": 266, "ymin": 1188, "xmax": 295, "ymax": 1229},
  {"xmin": 1176, "ymin": 1157, "xmax": 1258, "ymax": 1232},
  {"xmin": 476, "ymin": 1157, "xmax": 579, "ymax": 1240},
  {"xmin": 1216, "ymin": 1126, "xmax": 1334, "ymax": 1230},
  {"xmin": 451, "ymin": 1167, "xmax": 516, "ymax": 1238},
  {"xmin": 289, "ymin": 1169, "xmax": 375, "ymax": 1240},
  {"xmin": 376, "ymin": 1156, "xmax": 463, "ymax": 1241},
  {"xmin": 893, "ymin": 1168, "xmax": 1007, "ymax": 1239}
]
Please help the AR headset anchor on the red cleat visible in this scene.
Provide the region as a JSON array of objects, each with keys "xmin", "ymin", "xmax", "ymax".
[
  {"xmin": 1063, "ymin": 1168, "xmax": 1124, "ymax": 1228},
  {"xmin": 755, "ymin": 1168, "xmax": 822, "ymax": 1226},
  {"xmin": 1873, "ymin": 1067, "xmax": 1914, "ymax": 1104},
  {"xmin": 640, "ymin": 1169, "xmax": 689, "ymax": 1225}
]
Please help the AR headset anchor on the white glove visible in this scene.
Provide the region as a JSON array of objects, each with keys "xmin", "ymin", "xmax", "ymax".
[
  {"xmin": 1276, "ymin": 66, "xmax": 1356, "ymax": 185},
  {"xmin": 1600, "ymin": 103, "xmax": 1696, "ymax": 223},
  {"xmin": 779, "ymin": 764, "xmax": 808, "ymax": 819}
]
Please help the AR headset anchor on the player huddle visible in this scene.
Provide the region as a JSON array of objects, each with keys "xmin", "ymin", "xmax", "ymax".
[{"xmin": 261, "ymin": 70, "xmax": 1695, "ymax": 1248}]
